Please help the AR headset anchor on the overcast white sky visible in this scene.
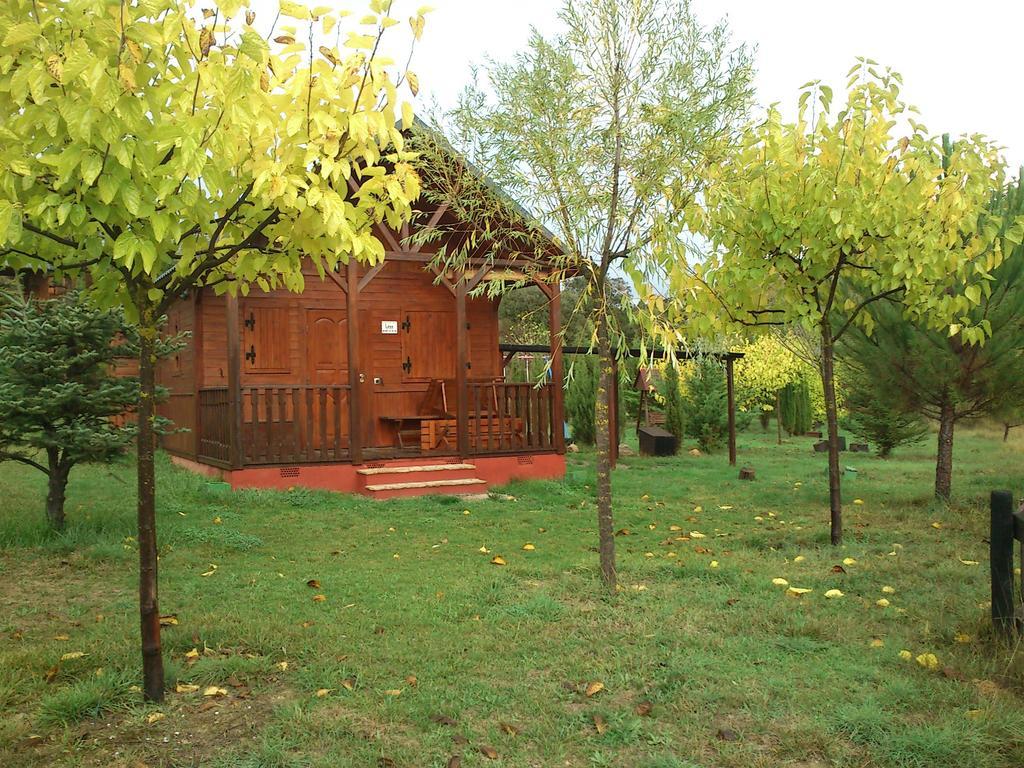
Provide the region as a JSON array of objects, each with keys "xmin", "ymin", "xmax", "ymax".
[{"xmin": 403, "ymin": 0, "xmax": 1023, "ymax": 168}]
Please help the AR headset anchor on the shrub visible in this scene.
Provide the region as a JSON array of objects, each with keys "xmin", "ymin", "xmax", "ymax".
[
  {"xmin": 681, "ymin": 358, "xmax": 729, "ymax": 452},
  {"xmin": 566, "ymin": 356, "xmax": 599, "ymax": 444}
]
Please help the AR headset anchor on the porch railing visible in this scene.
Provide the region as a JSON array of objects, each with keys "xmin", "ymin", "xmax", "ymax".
[
  {"xmin": 197, "ymin": 388, "xmax": 231, "ymax": 466},
  {"xmin": 197, "ymin": 385, "xmax": 351, "ymax": 467},
  {"xmin": 466, "ymin": 381, "xmax": 555, "ymax": 455}
]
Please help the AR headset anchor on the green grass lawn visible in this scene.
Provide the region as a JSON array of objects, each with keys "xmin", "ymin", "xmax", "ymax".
[{"xmin": 2, "ymin": 424, "xmax": 1024, "ymax": 767}]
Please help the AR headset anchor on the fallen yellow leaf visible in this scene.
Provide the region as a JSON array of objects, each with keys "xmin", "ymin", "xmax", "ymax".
[
  {"xmin": 853, "ymin": 499, "xmax": 864, "ymax": 505},
  {"xmin": 478, "ymin": 546, "xmax": 490, "ymax": 554},
  {"xmin": 175, "ymin": 683, "xmax": 200, "ymax": 693},
  {"xmin": 954, "ymin": 633, "xmax": 973, "ymax": 644},
  {"xmin": 522, "ymin": 543, "xmax": 535, "ymax": 551},
  {"xmin": 870, "ymin": 638, "xmax": 885, "ymax": 648},
  {"xmin": 146, "ymin": 712, "xmax": 165, "ymax": 724},
  {"xmin": 689, "ymin": 531, "xmax": 706, "ymax": 539},
  {"xmin": 212, "ymin": 517, "xmax": 222, "ymax": 525},
  {"xmin": 276, "ymin": 661, "xmax": 289, "ymax": 671},
  {"xmin": 158, "ymin": 615, "xmax": 178, "ymax": 627},
  {"xmin": 899, "ymin": 650, "xmax": 913, "ymax": 661},
  {"xmin": 824, "ymin": 589, "xmax": 844, "ymax": 599},
  {"xmin": 876, "ymin": 599, "xmax": 890, "ymax": 608},
  {"xmin": 644, "ymin": 552, "xmax": 655, "ymax": 558},
  {"xmin": 669, "ymin": 524, "xmax": 683, "ymax": 531},
  {"xmin": 54, "ymin": 634, "xmax": 70, "ymax": 641},
  {"xmin": 60, "ymin": 651, "xmax": 86, "ymax": 662},
  {"xmin": 842, "ymin": 557, "xmax": 856, "ymax": 566},
  {"xmin": 202, "ymin": 686, "xmax": 227, "ymax": 697},
  {"xmin": 312, "ymin": 594, "xmax": 327, "ymax": 602},
  {"xmin": 881, "ymin": 585, "xmax": 896, "ymax": 594},
  {"xmin": 786, "ymin": 587, "xmax": 813, "ymax": 596},
  {"xmin": 585, "ymin": 681, "xmax": 604, "ymax": 697},
  {"xmin": 772, "ymin": 578, "xmax": 789, "ymax": 587},
  {"xmin": 315, "ymin": 688, "xmax": 331, "ymax": 698},
  {"xmin": 793, "ymin": 556, "xmax": 806, "ymax": 563},
  {"xmin": 709, "ymin": 560, "xmax": 719, "ymax": 568},
  {"xmin": 958, "ymin": 558, "xmax": 979, "ymax": 566},
  {"xmin": 383, "ymin": 689, "xmax": 403, "ymax": 696},
  {"xmin": 184, "ymin": 648, "xmax": 200, "ymax": 663},
  {"xmin": 931, "ymin": 521, "xmax": 942, "ymax": 529},
  {"xmin": 490, "ymin": 556, "xmax": 507, "ymax": 566},
  {"xmin": 916, "ymin": 653, "xmax": 940, "ymax": 670}
]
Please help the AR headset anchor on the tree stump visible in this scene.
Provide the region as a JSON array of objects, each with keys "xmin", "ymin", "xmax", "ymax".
[{"xmin": 738, "ymin": 467, "xmax": 756, "ymax": 481}]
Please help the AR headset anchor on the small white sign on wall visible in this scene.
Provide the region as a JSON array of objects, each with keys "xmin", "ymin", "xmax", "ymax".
[{"xmin": 380, "ymin": 320, "xmax": 399, "ymax": 335}]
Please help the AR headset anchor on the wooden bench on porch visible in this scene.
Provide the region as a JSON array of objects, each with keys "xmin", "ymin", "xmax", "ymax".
[{"xmin": 379, "ymin": 379, "xmax": 521, "ymax": 452}]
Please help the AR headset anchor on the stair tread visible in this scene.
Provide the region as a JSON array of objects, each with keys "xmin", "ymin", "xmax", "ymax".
[
  {"xmin": 365, "ymin": 478, "xmax": 487, "ymax": 492},
  {"xmin": 357, "ymin": 463, "xmax": 476, "ymax": 476}
]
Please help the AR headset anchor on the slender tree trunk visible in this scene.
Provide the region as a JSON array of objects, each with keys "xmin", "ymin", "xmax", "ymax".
[
  {"xmin": 137, "ymin": 320, "xmax": 164, "ymax": 702},
  {"xmin": 1004, "ymin": 423, "xmax": 1011, "ymax": 442},
  {"xmin": 44, "ymin": 450, "xmax": 69, "ymax": 532},
  {"xmin": 775, "ymin": 391, "xmax": 783, "ymax": 445},
  {"xmin": 819, "ymin": 324, "xmax": 842, "ymax": 546},
  {"xmin": 593, "ymin": 304, "xmax": 617, "ymax": 590},
  {"xmin": 935, "ymin": 399, "xmax": 956, "ymax": 502}
]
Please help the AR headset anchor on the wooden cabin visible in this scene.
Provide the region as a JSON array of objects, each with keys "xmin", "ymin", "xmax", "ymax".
[{"xmin": 156, "ymin": 197, "xmax": 567, "ymax": 498}]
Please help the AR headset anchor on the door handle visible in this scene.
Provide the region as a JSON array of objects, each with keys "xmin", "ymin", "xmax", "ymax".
[{"xmin": 358, "ymin": 373, "xmax": 366, "ymax": 383}]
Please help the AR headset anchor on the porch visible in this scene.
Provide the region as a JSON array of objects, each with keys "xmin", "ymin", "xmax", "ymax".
[{"xmin": 194, "ymin": 378, "xmax": 563, "ymax": 469}]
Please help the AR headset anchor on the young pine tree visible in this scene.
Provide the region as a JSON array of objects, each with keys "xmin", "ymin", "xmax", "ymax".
[
  {"xmin": 681, "ymin": 358, "xmax": 730, "ymax": 452},
  {"xmin": 661, "ymin": 363, "xmax": 686, "ymax": 441},
  {"xmin": 0, "ymin": 290, "xmax": 147, "ymax": 530}
]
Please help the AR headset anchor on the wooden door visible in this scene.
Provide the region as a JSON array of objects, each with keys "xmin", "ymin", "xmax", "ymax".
[{"xmin": 305, "ymin": 309, "xmax": 350, "ymax": 450}]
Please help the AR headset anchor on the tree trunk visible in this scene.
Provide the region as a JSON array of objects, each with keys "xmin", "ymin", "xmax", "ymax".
[
  {"xmin": 137, "ymin": 321, "xmax": 164, "ymax": 702},
  {"xmin": 44, "ymin": 450, "xmax": 69, "ymax": 532},
  {"xmin": 593, "ymin": 305, "xmax": 617, "ymax": 590},
  {"xmin": 1004, "ymin": 423, "xmax": 1011, "ymax": 442},
  {"xmin": 935, "ymin": 399, "xmax": 955, "ymax": 502},
  {"xmin": 819, "ymin": 324, "xmax": 842, "ymax": 546},
  {"xmin": 775, "ymin": 391, "xmax": 783, "ymax": 445}
]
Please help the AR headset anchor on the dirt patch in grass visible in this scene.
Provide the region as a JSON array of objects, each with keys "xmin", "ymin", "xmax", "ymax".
[{"xmin": 5, "ymin": 685, "xmax": 295, "ymax": 768}]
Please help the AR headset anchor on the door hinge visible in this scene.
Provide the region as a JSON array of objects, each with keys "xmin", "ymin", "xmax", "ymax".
[
  {"xmin": 402, "ymin": 356, "xmax": 412, "ymax": 374},
  {"xmin": 244, "ymin": 312, "xmax": 256, "ymax": 331},
  {"xmin": 244, "ymin": 345, "xmax": 256, "ymax": 365},
  {"xmin": 401, "ymin": 315, "xmax": 411, "ymax": 332}
]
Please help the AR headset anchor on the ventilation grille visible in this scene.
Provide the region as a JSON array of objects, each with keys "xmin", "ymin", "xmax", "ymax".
[
  {"xmin": 367, "ymin": 462, "xmax": 387, "ymax": 469},
  {"xmin": 279, "ymin": 467, "xmax": 301, "ymax": 478},
  {"xmin": 517, "ymin": 455, "xmax": 534, "ymax": 465}
]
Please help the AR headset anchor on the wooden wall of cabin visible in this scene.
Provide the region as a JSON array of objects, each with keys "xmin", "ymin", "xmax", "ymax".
[
  {"xmin": 155, "ymin": 295, "xmax": 198, "ymax": 457},
  {"xmin": 189, "ymin": 259, "xmax": 502, "ymax": 453}
]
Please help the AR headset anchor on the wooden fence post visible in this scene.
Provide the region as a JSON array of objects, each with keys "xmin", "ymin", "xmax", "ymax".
[{"xmin": 990, "ymin": 490, "xmax": 1017, "ymax": 637}]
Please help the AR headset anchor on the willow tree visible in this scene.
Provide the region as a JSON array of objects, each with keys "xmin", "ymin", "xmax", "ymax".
[
  {"xmin": 413, "ymin": 0, "xmax": 752, "ymax": 589},
  {"xmin": 668, "ymin": 61, "xmax": 1009, "ymax": 545},
  {"xmin": 0, "ymin": 0, "xmax": 428, "ymax": 700}
]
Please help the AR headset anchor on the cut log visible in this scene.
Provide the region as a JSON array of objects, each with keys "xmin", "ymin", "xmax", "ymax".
[{"xmin": 738, "ymin": 467, "xmax": 756, "ymax": 481}]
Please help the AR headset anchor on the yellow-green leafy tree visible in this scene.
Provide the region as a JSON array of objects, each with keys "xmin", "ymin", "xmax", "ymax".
[
  {"xmin": 661, "ymin": 61, "xmax": 1012, "ymax": 545},
  {"xmin": 0, "ymin": 0, "xmax": 428, "ymax": 700}
]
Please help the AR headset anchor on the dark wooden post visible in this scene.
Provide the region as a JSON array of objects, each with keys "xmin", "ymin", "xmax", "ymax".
[
  {"xmin": 726, "ymin": 356, "xmax": 737, "ymax": 467},
  {"xmin": 548, "ymin": 284, "xmax": 566, "ymax": 454},
  {"xmin": 991, "ymin": 490, "xmax": 1017, "ymax": 637},
  {"xmin": 191, "ymin": 290, "xmax": 203, "ymax": 460},
  {"xmin": 346, "ymin": 261, "xmax": 363, "ymax": 464},
  {"xmin": 609, "ymin": 354, "xmax": 619, "ymax": 468},
  {"xmin": 225, "ymin": 291, "xmax": 242, "ymax": 469},
  {"xmin": 455, "ymin": 278, "xmax": 470, "ymax": 457}
]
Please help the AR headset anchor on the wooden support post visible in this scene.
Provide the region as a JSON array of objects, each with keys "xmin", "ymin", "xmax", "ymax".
[
  {"xmin": 191, "ymin": 290, "xmax": 203, "ymax": 460},
  {"xmin": 225, "ymin": 291, "xmax": 242, "ymax": 469},
  {"xmin": 991, "ymin": 490, "xmax": 1018, "ymax": 637},
  {"xmin": 726, "ymin": 356, "xmax": 737, "ymax": 467},
  {"xmin": 609, "ymin": 355, "xmax": 619, "ymax": 468},
  {"xmin": 347, "ymin": 261, "xmax": 363, "ymax": 464},
  {"xmin": 548, "ymin": 286, "xmax": 566, "ymax": 454},
  {"xmin": 456, "ymin": 280, "xmax": 470, "ymax": 457}
]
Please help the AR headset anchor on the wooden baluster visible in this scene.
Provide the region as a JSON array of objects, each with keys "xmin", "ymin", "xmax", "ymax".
[
  {"xmin": 318, "ymin": 387, "xmax": 328, "ymax": 462},
  {"xmin": 305, "ymin": 387, "xmax": 315, "ymax": 462},
  {"xmin": 276, "ymin": 388, "xmax": 288, "ymax": 462},
  {"xmin": 265, "ymin": 387, "xmax": 274, "ymax": 463},
  {"xmin": 333, "ymin": 386, "xmax": 342, "ymax": 460},
  {"xmin": 291, "ymin": 388, "xmax": 301, "ymax": 464},
  {"xmin": 472, "ymin": 384, "xmax": 482, "ymax": 455}
]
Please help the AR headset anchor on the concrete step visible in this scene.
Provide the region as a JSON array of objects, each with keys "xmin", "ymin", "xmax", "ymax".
[
  {"xmin": 363, "ymin": 477, "xmax": 488, "ymax": 499},
  {"xmin": 356, "ymin": 463, "xmax": 476, "ymax": 476}
]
